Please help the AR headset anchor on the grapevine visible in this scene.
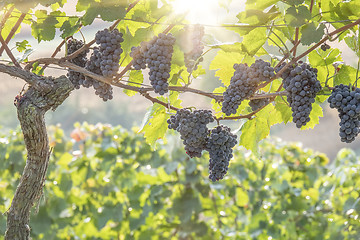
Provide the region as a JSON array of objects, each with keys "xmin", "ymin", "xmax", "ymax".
[{"xmin": 1, "ymin": 2, "xmax": 360, "ymax": 237}]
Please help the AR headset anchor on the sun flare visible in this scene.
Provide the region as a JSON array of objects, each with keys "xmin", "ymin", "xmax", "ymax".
[{"xmin": 171, "ymin": 0, "xmax": 221, "ymax": 25}]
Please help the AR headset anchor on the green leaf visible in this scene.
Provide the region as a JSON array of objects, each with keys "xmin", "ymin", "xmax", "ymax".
[
  {"xmin": 123, "ymin": 71, "xmax": 144, "ymax": 96},
  {"xmin": 76, "ymin": 0, "xmax": 93, "ymax": 11},
  {"xmin": 345, "ymin": 36, "xmax": 360, "ymax": 58},
  {"xmin": 285, "ymin": 5, "xmax": 311, "ymax": 27},
  {"xmin": 60, "ymin": 18, "xmax": 81, "ymax": 38},
  {"xmin": 334, "ymin": 65, "xmax": 357, "ymax": 86},
  {"xmin": 301, "ymin": 101, "xmax": 323, "ymax": 130},
  {"xmin": 81, "ymin": 6, "xmax": 98, "ymax": 26},
  {"xmin": 237, "ymin": 7, "xmax": 279, "ymax": 26},
  {"xmin": 210, "ymin": 42, "xmax": 242, "ymax": 53},
  {"xmin": 241, "ymin": 27, "xmax": 267, "ymax": 56},
  {"xmin": 31, "ymin": 10, "xmax": 59, "ymax": 42},
  {"xmin": 236, "ymin": 188, "xmax": 249, "ymax": 207},
  {"xmin": 300, "ymin": 23, "xmax": 325, "ymax": 46},
  {"xmin": 275, "ymin": 97, "xmax": 292, "ymax": 124},
  {"xmin": 139, "ymin": 104, "xmax": 162, "ymax": 133},
  {"xmin": 240, "ymin": 104, "xmax": 282, "ymax": 155},
  {"xmin": 15, "ymin": 40, "xmax": 30, "ymax": 52},
  {"xmin": 209, "ymin": 50, "xmax": 244, "ymax": 86},
  {"xmin": 308, "ymin": 48, "xmax": 342, "ymax": 67},
  {"xmin": 99, "ymin": 3, "xmax": 127, "ymax": 22},
  {"xmin": 245, "ymin": 0, "xmax": 279, "ymax": 11},
  {"xmin": 140, "ymin": 106, "xmax": 168, "ymax": 149}
]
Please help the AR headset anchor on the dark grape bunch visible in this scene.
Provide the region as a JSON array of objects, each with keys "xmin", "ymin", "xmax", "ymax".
[
  {"xmin": 249, "ymin": 97, "xmax": 270, "ymax": 111},
  {"xmin": 85, "ymin": 47, "xmax": 114, "ymax": 101},
  {"xmin": 321, "ymin": 43, "xmax": 330, "ymax": 51},
  {"xmin": 183, "ymin": 24, "xmax": 205, "ymax": 73},
  {"xmin": 276, "ymin": 62, "xmax": 322, "ymax": 128},
  {"xmin": 222, "ymin": 59, "xmax": 275, "ymax": 116},
  {"xmin": 207, "ymin": 125, "xmax": 237, "ymax": 182},
  {"xmin": 94, "ymin": 28, "xmax": 124, "ymax": 77},
  {"xmin": 82, "ymin": 28, "xmax": 124, "ymax": 101},
  {"xmin": 328, "ymin": 84, "xmax": 360, "ymax": 143},
  {"xmin": 66, "ymin": 39, "xmax": 89, "ymax": 89},
  {"xmin": 167, "ymin": 109, "xmax": 214, "ymax": 158},
  {"xmin": 130, "ymin": 33, "xmax": 176, "ymax": 95}
]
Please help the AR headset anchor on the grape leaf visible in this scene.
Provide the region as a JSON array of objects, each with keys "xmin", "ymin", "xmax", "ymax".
[
  {"xmin": 60, "ymin": 18, "xmax": 81, "ymax": 38},
  {"xmin": 81, "ymin": 6, "xmax": 98, "ymax": 26},
  {"xmin": 275, "ymin": 97, "xmax": 292, "ymax": 124},
  {"xmin": 241, "ymin": 28, "xmax": 267, "ymax": 56},
  {"xmin": 240, "ymin": 104, "xmax": 282, "ymax": 155},
  {"xmin": 123, "ymin": 71, "xmax": 144, "ymax": 97},
  {"xmin": 31, "ymin": 10, "xmax": 59, "ymax": 42},
  {"xmin": 285, "ymin": 5, "xmax": 311, "ymax": 27},
  {"xmin": 300, "ymin": 23, "xmax": 325, "ymax": 46},
  {"xmin": 334, "ymin": 65, "xmax": 357, "ymax": 86},
  {"xmin": 140, "ymin": 105, "xmax": 168, "ymax": 149},
  {"xmin": 209, "ymin": 50, "xmax": 244, "ymax": 86},
  {"xmin": 301, "ymin": 102, "xmax": 323, "ymax": 130}
]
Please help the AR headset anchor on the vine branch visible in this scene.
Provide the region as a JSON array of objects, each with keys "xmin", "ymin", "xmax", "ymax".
[
  {"xmin": 0, "ymin": 35, "xmax": 21, "ymax": 68},
  {"xmin": 0, "ymin": 13, "xmax": 26, "ymax": 56}
]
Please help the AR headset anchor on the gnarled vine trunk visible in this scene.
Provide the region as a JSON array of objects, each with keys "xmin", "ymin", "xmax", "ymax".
[{"xmin": 3, "ymin": 73, "xmax": 73, "ymax": 239}]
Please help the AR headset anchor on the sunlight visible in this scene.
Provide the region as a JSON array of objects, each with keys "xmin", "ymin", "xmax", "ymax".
[{"xmin": 171, "ymin": 0, "xmax": 220, "ymax": 25}]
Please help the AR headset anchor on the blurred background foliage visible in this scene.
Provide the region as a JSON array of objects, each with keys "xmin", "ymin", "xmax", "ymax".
[{"xmin": 0, "ymin": 123, "xmax": 359, "ymax": 239}]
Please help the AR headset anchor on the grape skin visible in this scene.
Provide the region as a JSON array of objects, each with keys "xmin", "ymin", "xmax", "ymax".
[
  {"xmin": 207, "ymin": 125, "xmax": 237, "ymax": 182},
  {"xmin": 85, "ymin": 47, "xmax": 114, "ymax": 101},
  {"xmin": 249, "ymin": 98, "xmax": 270, "ymax": 111},
  {"xmin": 328, "ymin": 84, "xmax": 360, "ymax": 143},
  {"xmin": 130, "ymin": 33, "xmax": 176, "ymax": 95},
  {"xmin": 275, "ymin": 62, "xmax": 321, "ymax": 128},
  {"xmin": 84, "ymin": 28, "xmax": 123, "ymax": 101},
  {"xmin": 222, "ymin": 60, "xmax": 275, "ymax": 116},
  {"xmin": 95, "ymin": 28, "xmax": 124, "ymax": 77},
  {"xmin": 167, "ymin": 109, "xmax": 214, "ymax": 158},
  {"xmin": 66, "ymin": 39, "xmax": 89, "ymax": 89}
]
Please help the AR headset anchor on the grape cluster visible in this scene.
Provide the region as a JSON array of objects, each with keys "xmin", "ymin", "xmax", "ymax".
[
  {"xmin": 66, "ymin": 39, "xmax": 89, "ymax": 89},
  {"xmin": 249, "ymin": 98, "xmax": 270, "ymax": 111},
  {"xmin": 82, "ymin": 29, "xmax": 124, "ymax": 101},
  {"xmin": 328, "ymin": 84, "xmax": 360, "ymax": 143},
  {"xmin": 222, "ymin": 60, "xmax": 275, "ymax": 116},
  {"xmin": 276, "ymin": 62, "xmax": 321, "ymax": 128},
  {"xmin": 207, "ymin": 125, "xmax": 237, "ymax": 182},
  {"xmin": 321, "ymin": 43, "xmax": 330, "ymax": 51},
  {"xmin": 85, "ymin": 47, "xmax": 114, "ymax": 101},
  {"xmin": 94, "ymin": 29, "xmax": 124, "ymax": 77},
  {"xmin": 183, "ymin": 24, "xmax": 205, "ymax": 73},
  {"xmin": 130, "ymin": 33, "xmax": 176, "ymax": 95},
  {"xmin": 167, "ymin": 109, "xmax": 214, "ymax": 158}
]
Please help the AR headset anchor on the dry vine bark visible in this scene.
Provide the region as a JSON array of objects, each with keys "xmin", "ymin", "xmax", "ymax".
[{"xmin": 0, "ymin": 64, "xmax": 73, "ymax": 239}]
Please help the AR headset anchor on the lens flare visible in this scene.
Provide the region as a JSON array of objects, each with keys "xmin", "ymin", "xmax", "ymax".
[{"xmin": 171, "ymin": 0, "xmax": 220, "ymax": 25}]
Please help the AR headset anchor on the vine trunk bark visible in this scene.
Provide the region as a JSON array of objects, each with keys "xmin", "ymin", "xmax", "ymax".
[{"xmin": 4, "ymin": 75, "xmax": 73, "ymax": 239}]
